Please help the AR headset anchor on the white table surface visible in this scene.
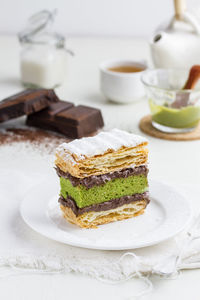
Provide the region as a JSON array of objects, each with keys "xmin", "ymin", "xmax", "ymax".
[{"xmin": 0, "ymin": 35, "xmax": 200, "ymax": 300}]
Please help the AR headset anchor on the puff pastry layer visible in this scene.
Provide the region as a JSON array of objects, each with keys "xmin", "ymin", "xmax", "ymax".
[
  {"xmin": 55, "ymin": 129, "xmax": 148, "ymax": 178},
  {"xmin": 60, "ymin": 199, "xmax": 148, "ymax": 229}
]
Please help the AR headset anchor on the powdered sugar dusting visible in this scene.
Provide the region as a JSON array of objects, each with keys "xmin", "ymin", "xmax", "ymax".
[{"xmin": 56, "ymin": 128, "xmax": 148, "ymax": 160}]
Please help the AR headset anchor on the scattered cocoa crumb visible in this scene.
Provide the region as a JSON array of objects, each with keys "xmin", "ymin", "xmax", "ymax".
[{"xmin": 0, "ymin": 127, "xmax": 70, "ymax": 154}]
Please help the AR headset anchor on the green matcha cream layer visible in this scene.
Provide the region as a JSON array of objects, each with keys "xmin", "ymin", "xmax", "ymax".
[
  {"xmin": 60, "ymin": 175, "xmax": 148, "ymax": 208},
  {"xmin": 149, "ymin": 99, "xmax": 200, "ymax": 128}
]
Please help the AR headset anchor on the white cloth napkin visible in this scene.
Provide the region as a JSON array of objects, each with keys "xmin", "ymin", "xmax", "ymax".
[{"xmin": 1, "ymin": 142, "xmax": 200, "ymax": 287}]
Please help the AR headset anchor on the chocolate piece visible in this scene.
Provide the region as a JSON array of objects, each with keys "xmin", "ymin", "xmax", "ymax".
[
  {"xmin": 59, "ymin": 192, "xmax": 150, "ymax": 216},
  {"xmin": 56, "ymin": 165, "xmax": 148, "ymax": 189},
  {"xmin": 0, "ymin": 89, "xmax": 59, "ymax": 123},
  {"xmin": 40, "ymin": 101, "xmax": 74, "ymax": 116},
  {"xmin": 27, "ymin": 102, "xmax": 104, "ymax": 138},
  {"xmin": 27, "ymin": 100, "xmax": 74, "ymax": 133},
  {"xmin": 53, "ymin": 105, "xmax": 104, "ymax": 137}
]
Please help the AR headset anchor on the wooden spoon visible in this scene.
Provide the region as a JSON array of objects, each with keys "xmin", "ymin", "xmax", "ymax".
[
  {"xmin": 171, "ymin": 65, "xmax": 200, "ymax": 108},
  {"xmin": 183, "ymin": 65, "xmax": 200, "ymax": 89}
]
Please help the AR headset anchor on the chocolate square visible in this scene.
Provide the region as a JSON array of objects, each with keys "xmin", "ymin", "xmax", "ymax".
[
  {"xmin": 0, "ymin": 89, "xmax": 59, "ymax": 122},
  {"xmin": 27, "ymin": 103, "xmax": 104, "ymax": 138}
]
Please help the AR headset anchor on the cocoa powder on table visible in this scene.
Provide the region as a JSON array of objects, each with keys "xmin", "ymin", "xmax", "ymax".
[{"xmin": 0, "ymin": 127, "xmax": 70, "ymax": 154}]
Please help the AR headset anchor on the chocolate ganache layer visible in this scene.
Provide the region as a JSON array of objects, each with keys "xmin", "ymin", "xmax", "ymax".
[
  {"xmin": 59, "ymin": 192, "xmax": 150, "ymax": 216},
  {"xmin": 56, "ymin": 165, "xmax": 148, "ymax": 189}
]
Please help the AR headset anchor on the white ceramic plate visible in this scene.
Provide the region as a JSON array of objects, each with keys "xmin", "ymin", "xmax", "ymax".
[{"xmin": 20, "ymin": 179, "xmax": 192, "ymax": 250}]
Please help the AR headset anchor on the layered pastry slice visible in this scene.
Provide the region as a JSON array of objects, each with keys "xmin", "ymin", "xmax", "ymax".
[{"xmin": 55, "ymin": 129, "xmax": 149, "ymax": 228}]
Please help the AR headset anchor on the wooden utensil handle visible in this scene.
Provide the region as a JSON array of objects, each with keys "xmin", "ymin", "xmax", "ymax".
[
  {"xmin": 174, "ymin": 0, "xmax": 186, "ymax": 20},
  {"xmin": 183, "ymin": 65, "xmax": 200, "ymax": 89}
]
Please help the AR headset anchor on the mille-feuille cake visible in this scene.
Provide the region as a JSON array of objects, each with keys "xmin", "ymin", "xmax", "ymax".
[{"xmin": 55, "ymin": 128, "xmax": 149, "ymax": 228}]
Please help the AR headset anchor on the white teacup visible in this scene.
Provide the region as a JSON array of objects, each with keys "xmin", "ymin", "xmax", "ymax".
[{"xmin": 100, "ymin": 60, "xmax": 147, "ymax": 104}]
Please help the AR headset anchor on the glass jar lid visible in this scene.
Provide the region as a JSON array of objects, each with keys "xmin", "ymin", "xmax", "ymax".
[{"xmin": 18, "ymin": 10, "xmax": 74, "ymax": 54}]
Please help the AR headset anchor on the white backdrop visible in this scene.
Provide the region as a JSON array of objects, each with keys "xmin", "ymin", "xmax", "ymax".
[{"xmin": 0, "ymin": 0, "xmax": 199, "ymax": 37}]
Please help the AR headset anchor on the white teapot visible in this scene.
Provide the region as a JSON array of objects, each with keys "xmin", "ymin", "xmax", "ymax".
[{"xmin": 150, "ymin": 1, "xmax": 200, "ymax": 69}]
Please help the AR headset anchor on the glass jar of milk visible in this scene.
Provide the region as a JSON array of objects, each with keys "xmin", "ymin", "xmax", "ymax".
[{"xmin": 18, "ymin": 10, "xmax": 72, "ymax": 89}]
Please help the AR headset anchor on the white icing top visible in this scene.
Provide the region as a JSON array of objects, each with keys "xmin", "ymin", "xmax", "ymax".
[{"xmin": 56, "ymin": 129, "xmax": 148, "ymax": 160}]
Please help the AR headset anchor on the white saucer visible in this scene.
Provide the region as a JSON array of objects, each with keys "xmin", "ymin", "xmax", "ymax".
[{"xmin": 20, "ymin": 179, "xmax": 192, "ymax": 250}]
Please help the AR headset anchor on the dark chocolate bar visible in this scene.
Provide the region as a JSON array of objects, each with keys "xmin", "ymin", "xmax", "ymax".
[
  {"xmin": 0, "ymin": 89, "xmax": 59, "ymax": 123},
  {"xmin": 26, "ymin": 101, "xmax": 104, "ymax": 138},
  {"xmin": 26, "ymin": 101, "xmax": 74, "ymax": 132}
]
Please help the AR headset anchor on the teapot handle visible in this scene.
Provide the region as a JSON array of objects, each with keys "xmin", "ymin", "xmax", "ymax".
[{"xmin": 167, "ymin": 12, "xmax": 200, "ymax": 35}]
